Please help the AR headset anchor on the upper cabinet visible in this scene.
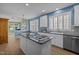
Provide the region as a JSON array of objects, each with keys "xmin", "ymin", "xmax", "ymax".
[
  {"xmin": 30, "ymin": 19, "xmax": 38, "ymax": 32},
  {"xmin": 40, "ymin": 15, "xmax": 48, "ymax": 27},
  {"xmin": 74, "ymin": 5, "xmax": 79, "ymax": 26}
]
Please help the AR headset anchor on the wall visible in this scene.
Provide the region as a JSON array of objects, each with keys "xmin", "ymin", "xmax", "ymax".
[{"xmin": 29, "ymin": 3, "xmax": 79, "ymax": 32}]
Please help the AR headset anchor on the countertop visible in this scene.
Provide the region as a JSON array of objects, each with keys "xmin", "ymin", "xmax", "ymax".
[
  {"xmin": 18, "ymin": 31, "xmax": 79, "ymax": 44},
  {"xmin": 39, "ymin": 31, "xmax": 79, "ymax": 37},
  {"xmin": 19, "ymin": 32, "xmax": 51, "ymax": 44},
  {"xmin": 63, "ymin": 31, "xmax": 79, "ymax": 36}
]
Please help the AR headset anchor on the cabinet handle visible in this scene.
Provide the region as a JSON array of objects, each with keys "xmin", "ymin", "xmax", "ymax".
[{"xmin": 72, "ymin": 37, "xmax": 79, "ymax": 39}]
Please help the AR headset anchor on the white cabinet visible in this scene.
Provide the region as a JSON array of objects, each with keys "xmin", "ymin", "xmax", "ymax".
[
  {"xmin": 40, "ymin": 15, "xmax": 48, "ymax": 27},
  {"xmin": 39, "ymin": 32, "xmax": 63, "ymax": 48},
  {"xmin": 51, "ymin": 34, "xmax": 63, "ymax": 48},
  {"xmin": 74, "ymin": 5, "xmax": 79, "ymax": 26},
  {"xmin": 19, "ymin": 36, "xmax": 27, "ymax": 54}
]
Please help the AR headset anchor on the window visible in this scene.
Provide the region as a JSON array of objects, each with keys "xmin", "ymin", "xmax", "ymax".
[
  {"xmin": 40, "ymin": 15, "xmax": 47, "ymax": 27},
  {"xmin": 58, "ymin": 15, "xmax": 63, "ymax": 30},
  {"xmin": 49, "ymin": 16, "xmax": 54, "ymax": 31},
  {"xmin": 30, "ymin": 19, "xmax": 38, "ymax": 32},
  {"xmin": 63, "ymin": 13, "xmax": 71, "ymax": 31},
  {"xmin": 48, "ymin": 12, "xmax": 71, "ymax": 31},
  {"xmin": 53, "ymin": 16, "xmax": 58, "ymax": 31}
]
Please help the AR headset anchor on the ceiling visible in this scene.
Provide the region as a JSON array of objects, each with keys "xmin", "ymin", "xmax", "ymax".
[{"xmin": 0, "ymin": 3, "xmax": 74, "ymax": 22}]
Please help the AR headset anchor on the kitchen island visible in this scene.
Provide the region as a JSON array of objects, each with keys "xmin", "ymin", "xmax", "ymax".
[{"xmin": 19, "ymin": 32, "xmax": 52, "ymax": 55}]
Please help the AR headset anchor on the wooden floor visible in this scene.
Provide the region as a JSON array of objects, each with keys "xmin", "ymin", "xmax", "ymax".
[
  {"xmin": 0, "ymin": 32, "xmax": 76, "ymax": 55},
  {"xmin": 51, "ymin": 45, "xmax": 76, "ymax": 55},
  {"xmin": 0, "ymin": 33, "xmax": 24, "ymax": 55}
]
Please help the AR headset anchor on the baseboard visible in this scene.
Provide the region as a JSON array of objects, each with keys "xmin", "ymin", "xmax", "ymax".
[
  {"xmin": 51, "ymin": 45, "xmax": 63, "ymax": 49},
  {"xmin": 63, "ymin": 48, "xmax": 79, "ymax": 55},
  {"xmin": 19, "ymin": 48, "xmax": 25, "ymax": 55}
]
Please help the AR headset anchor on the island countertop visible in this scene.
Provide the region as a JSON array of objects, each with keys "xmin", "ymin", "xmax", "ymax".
[{"xmin": 19, "ymin": 32, "xmax": 51, "ymax": 44}]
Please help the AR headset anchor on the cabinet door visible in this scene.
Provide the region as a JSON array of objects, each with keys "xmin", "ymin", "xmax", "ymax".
[
  {"xmin": 74, "ymin": 5, "xmax": 79, "ymax": 26},
  {"xmin": 72, "ymin": 37, "xmax": 79, "ymax": 53},
  {"xmin": 20, "ymin": 36, "xmax": 27, "ymax": 54},
  {"xmin": 63, "ymin": 35, "xmax": 72, "ymax": 50},
  {"xmin": 56, "ymin": 35, "xmax": 63, "ymax": 48},
  {"xmin": 51, "ymin": 34, "xmax": 56, "ymax": 45}
]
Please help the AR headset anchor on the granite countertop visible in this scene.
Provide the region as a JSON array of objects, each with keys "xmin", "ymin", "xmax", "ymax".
[
  {"xmin": 19, "ymin": 32, "xmax": 51, "ymax": 44},
  {"xmin": 50, "ymin": 31, "xmax": 79, "ymax": 36},
  {"xmin": 62, "ymin": 32, "xmax": 79, "ymax": 36},
  {"xmin": 39, "ymin": 31, "xmax": 79, "ymax": 36}
]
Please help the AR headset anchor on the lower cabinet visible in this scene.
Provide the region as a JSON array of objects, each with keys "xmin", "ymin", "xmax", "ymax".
[
  {"xmin": 51, "ymin": 34, "xmax": 63, "ymax": 48},
  {"xmin": 63, "ymin": 35, "xmax": 79, "ymax": 53},
  {"xmin": 72, "ymin": 37, "xmax": 79, "ymax": 53},
  {"xmin": 19, "ymin": 36, "xmax": 27, "ymax": 54}
]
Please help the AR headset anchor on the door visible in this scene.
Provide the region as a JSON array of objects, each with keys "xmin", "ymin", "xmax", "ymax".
[{"xmin": 0, "ymin": 18, "xmax": 8, "ymax": 44}]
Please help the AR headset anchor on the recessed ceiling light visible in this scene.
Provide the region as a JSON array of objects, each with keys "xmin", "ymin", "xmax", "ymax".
[
  {"xmin": 25, "ymin": 3, "xmax": 29, "ymax": 6},
  {"xmin": 42, "ymin": 10, "xmax": 46, "ymax": 12}
]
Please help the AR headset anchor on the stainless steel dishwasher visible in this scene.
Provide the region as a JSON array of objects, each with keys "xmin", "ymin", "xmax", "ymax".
[{"xmin": 72, "ymin": 36, "xmax": 79, "ymax": 53}]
